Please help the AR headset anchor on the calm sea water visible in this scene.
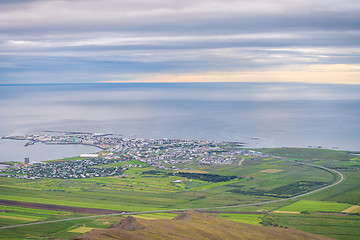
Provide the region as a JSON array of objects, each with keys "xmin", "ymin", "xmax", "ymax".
[
  {"xmin": 0, "ymin": 139, "xmax": 99, "ymax": 163},
  {"xmin": 0, "ymin": 83, "xmax": 359, "ymax": 152}
]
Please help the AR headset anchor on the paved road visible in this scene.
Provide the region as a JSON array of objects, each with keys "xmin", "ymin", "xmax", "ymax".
[{"xmin": 0, "ymin": 160, "xmax": 344, "ymax": 230}]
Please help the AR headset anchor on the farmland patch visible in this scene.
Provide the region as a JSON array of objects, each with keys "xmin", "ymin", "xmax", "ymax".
[
  {"xmin": 278, "ymin": 200, "xmax": 352, "ymax": 213},
  {"xmin": 342, "ymin": 205, "xmax": 360, "ymax": 214},
  {"xmin": 0, "ymin": 215, "xmax": 38, "ymax": 222},
  {"xmin": 260, "ymin": 169, "xmax": 283, "ymax": 173},
  {"xmin": 68, "ymin": 227, "xmax": 101, "ymax": 233}
]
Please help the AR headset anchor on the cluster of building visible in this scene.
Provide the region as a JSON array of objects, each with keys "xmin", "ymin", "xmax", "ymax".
[
  {"xmin": 1, "ymin": 157, "xmax": 128, "ymax": 179},
  {"xmin": 108, "ymin": 138, "xmax": 266, "ymax": 167},
  {"xmin": 1, "ymin": 133, "xmax": 268, "ymax": 179}
]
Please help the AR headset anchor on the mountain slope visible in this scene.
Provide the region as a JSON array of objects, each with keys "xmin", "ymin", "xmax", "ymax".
[{"xmin": 73, "ymin": 210, "xmax": 333, "ymax": 240}]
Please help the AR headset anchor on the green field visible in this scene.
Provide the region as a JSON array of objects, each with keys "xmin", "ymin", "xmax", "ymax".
[
  {"xmin": 45, "ymin": 156, "xmax": 88, "ymax": 162},
  {"xmin": 263, "ymin": 213, "xmax": 360, "ymax": 240},
  {"xmin": 0, "ymin": 205, "xmax": 67, "ymax": 215},
  {"xmin": 0, "ymin": 147, "xmax": 359, "ymax": 239},
  {"xmin": 0, "ymin": 204, "xmax": 70, "ymax": 225},
  {"xmin": 2, "ymin": 156, "xmax": 327, "ymax": 212},
  {"xmin": 277, "ymin": 200, "xmax": 352, "ymax": 213},
  {"xmin": 131, "ymin": 212, "xmax": 177, "ymax": 220},
  {"xmin": 0, "ymin": 215, "xmax": 122, "ymax": 239},
  {"xmin": 217, "ymin": 213, "xmax": 263, "ymax": 225}
]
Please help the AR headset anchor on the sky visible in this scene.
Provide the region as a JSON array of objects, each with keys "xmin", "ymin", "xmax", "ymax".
[{"xmin": 1, "ymin": 0, "xmax": 360, "ymax": 84}]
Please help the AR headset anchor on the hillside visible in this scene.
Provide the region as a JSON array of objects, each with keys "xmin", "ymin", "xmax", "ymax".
[{"xmin": 73, "ymin": 210, "xmax": 333, "ymax": 240}]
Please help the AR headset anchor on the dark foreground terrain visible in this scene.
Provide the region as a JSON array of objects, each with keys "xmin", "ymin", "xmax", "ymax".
[{"xmin": 74, "ymin": 210, "xmax": 334, "ymax": 240}]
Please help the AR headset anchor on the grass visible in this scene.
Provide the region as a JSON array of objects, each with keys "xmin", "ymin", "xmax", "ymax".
[
  {"xmin": 68, "ymin": 227, "xmax": 101, "ymax": 233},
  {"xmin": 45, "ymin": 156, "xmax": 87, "ymax": 162},
  {"xmin": 0, "ymin": 214, "xmax": 39, "ymax": 222},
  {"xmin": 188, "ymin": 179, "xmax": 243, "ymax": 191},
  {"xmin": 0, "ymin": 211, "xmax": 44, "ymax": 220},
  {"xmin": 304, "ymin": 171, "xmax": 360, "ymax": 204},
  {"xmin": 125, "ymin": 160, "xmax": 146, "ymax": 165},
  {"xmin": 59, "ymin": 211, "xmax": 331, "ymax": 240},
  {"xmin": 264, "ymin": 213, "xmax": 360, "ymax": 240},
  {"xmin": 341, "ymin": 206, "xmax": 360, "ymax": 213},
  {"xmin": 0, "ymin": 147, "xmax": 359, "ymax": 239},
  {"xmin": 217, "ymin": 213, "xmax": 263, "ymax": 225},
  {"xmin": 260, "ymin": 169, "xmax": 283, "ymax": 173},
  {"xmin": 0, "ymin": 204, "xmax": 75, "ymax": 231},
  {"xmin": 277, "ymin": 200, "xmax": 352, "ymax": 213},
  {"xmin": 260, "ymin": 148, "xmax": 353, "ymax": 161},
  {"xmin": 178, "ymin": 170, "xmax": 209, "ymax": 173},
  {"xmin": 131, "ymin": 212, "xmax": 177, "ymax": 220},
  {"xmin": 0, "ymin": 216, "xmax": 118, "ymax": 239},
  {"xmin": 0, "ymin": 151, "xmax": 342, "ymax": 214},
  {"xmin": 0, "ymin": 204, "xmax": 67, "ymax": 215}
]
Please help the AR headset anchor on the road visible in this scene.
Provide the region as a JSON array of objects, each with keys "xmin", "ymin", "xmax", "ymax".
[
  {"xmin": 238, "ymin": 157, "xmax": 245, "ymax": 166},
  {"xmin": 0, "ymin": 160, "xmax": 344, "ymax": 230}
]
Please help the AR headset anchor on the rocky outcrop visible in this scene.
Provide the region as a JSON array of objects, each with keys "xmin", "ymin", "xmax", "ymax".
[{"xmin": 109, "ymin": 215, "xmax": 145, "ymax": 231}]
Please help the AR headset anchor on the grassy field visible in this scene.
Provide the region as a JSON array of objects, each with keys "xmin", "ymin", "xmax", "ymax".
[
  {"xmin": 0, "ymin": 215, "xmax": 122, "ymax": 239},
  {"xmin": 130, "ymin": 212, "xmax": 177, "ymax": 220},
  {"xmin": 0, "ymin": 214, "xmax": 40, "ymax": 222},
  {"xmin": 342, "ymin": 205, "xmax": 360, "ymax": 213},
  {"xmin": 263, "ymin": 213, "xmax": 360, "ymax": 240},
  {"xmin": 0, "ymin": 204, "xmax": 71, "ymax": 227},
  {"xmin": 259, "ymin": 148, "xmax": 353, "ymax": 161},
  {"xmin": 68, "ymin": 227, "xmax": 101, "ymax": 233},
  {"xmin": 1, "ymin": 156, "xmax": 331, "ymax": 212},
  {"xmin": 0, "ymin": 205, "xmax": 67, "ymax": 215},
  {"xmin": 308, "ymin": 171, "xmax": 360, "ymax": 204},
  {"xmin": 276, "ymin": 200, "xmax": 352, "ymax": 213},
  {"xmin": 217, "ymin": 213, "xmax": 263, "ymax": 225},
  {"xmin": 0, "ymin": 147, "xmax": 359, "ymax": 239},
  {"xmin": 0, "ymin": 204, "xmax": 112, "ymax": 239}
]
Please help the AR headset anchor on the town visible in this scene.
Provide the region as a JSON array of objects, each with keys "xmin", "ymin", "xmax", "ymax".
[{"xmin": 0, "ymin": 133, "xmax": 267, "ymax": 179}]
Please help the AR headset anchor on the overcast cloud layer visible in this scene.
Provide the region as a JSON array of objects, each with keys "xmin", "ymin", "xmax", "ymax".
[{"xmin": 1, "ymin": 0, "xmax": 360, "ymax": 84}]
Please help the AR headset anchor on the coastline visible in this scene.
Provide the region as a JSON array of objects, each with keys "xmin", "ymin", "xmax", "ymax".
[{"xmin": 0, "ymin": 138, "xmax": 101, "ymax": 163}]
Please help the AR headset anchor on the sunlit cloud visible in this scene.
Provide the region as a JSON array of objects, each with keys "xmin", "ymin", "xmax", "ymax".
[{"xmin": 101, "ymin": 64, "xmax": 360, "ymax": 85}]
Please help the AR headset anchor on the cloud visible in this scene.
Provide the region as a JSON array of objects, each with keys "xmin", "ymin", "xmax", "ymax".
[
  {"xmin": 99, "ymin": 64, "xmax": 360, "ymax": 85},
  {"xmin": 1, "ymin": 0, "xmax": 359, "ymax": 32},
  {"xmin": 0, "ymin": 0, "xmax": 359, "ymax": 84}
]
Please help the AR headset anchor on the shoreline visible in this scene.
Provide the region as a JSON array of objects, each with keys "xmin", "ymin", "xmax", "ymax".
[
  {"xmin": 1, "ymin": 135, "xmax": 359, "ymax": 155},
  {"xmin": 1, "ymin": 137, "xmax": 105, "ymax": 150},
  {"xmin": 0, "ymin": 138, "xmax": 101, "ymax": 164}
]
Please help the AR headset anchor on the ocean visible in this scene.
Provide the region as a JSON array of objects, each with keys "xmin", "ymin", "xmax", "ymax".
[
  {"xmin": 0, "ymin": 139, "xmax": 99, "ymax": 163},
  {"xmin": 0, "ymin": 82, "xmax": 359, "ymax": 152}
]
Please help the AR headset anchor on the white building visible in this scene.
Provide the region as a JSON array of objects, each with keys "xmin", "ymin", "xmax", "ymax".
[{"xmin": 80, "ymin": 153, "xmax": 99, "ymax": 158}]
